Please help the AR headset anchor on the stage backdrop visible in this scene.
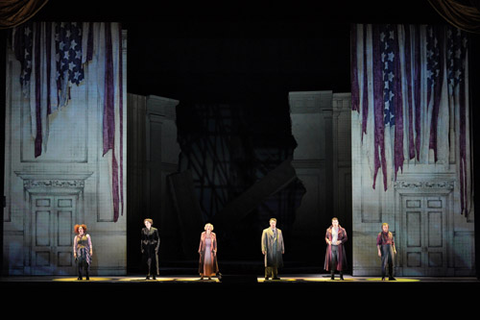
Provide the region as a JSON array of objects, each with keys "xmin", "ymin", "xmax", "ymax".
[
  {"xmin": 3, "ymin": 22, "xmax": 127, "ymax": 276},
  {"xmin": 351, "ymin": 24, "xmax": 475, "ymax": 276}
]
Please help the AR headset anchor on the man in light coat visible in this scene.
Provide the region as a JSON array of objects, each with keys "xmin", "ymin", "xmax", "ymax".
[{"xmin": 261, "ymin": 218, "xmax": 285, "ymax": 280}]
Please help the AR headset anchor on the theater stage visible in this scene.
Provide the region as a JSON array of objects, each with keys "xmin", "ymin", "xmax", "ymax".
[{"xmin": 1, "ymin": 274, "xmax": 477, "ymax": 284}]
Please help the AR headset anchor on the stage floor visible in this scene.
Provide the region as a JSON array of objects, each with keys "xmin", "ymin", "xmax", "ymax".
[
  {"xmin": 1, "ymin": 274, "xmax": 479, "ymax": 309},
  {"xmin": 1, "ymin": 273, "xmax": 477, "ymax": 284}
]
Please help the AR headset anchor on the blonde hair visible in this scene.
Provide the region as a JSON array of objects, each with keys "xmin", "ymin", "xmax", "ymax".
[{"xmin": 204, "ymin": 223, "xmax": 214, "ymax": 231}]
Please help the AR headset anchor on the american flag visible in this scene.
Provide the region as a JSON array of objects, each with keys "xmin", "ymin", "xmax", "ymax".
[
  {"xmin": 15, "ymin": 23, "xmax": 33, "ymax": 93},
  {"xmin": 351, "ymin": 24, "xmax": 471, "ymax": 215},
  {"xmin": 55, "ymin": 22, "xmax": 86, "ymax": 107},
  {"xmin": 379, "ymin": 25, "xmax": 404, "ymax": 184},
  {"xmin": 426, "ymin": 25, "xmax": 444, "ymax": 162},
  {"xmin": 381, "ymin": 24, "xmax": 397, "ymax": 127},
  {"xmin": 446, "ymin": 26, "xmax": 469, "ymax": 215},
  {"xmin": 13, "ymin": 22, "xmax": 124, "ymax": 221},
  {"xmin": 367, "ymin": 24, "xmax": 404, "ymax": 191}
]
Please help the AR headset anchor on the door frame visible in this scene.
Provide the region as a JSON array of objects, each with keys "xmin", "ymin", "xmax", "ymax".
[
  {"xmin": 394, "ymin": 181, "xmax": 454, "ymax": 277},
  {"xmin": 15, "ymin": 171, "xmax": 91, "ymax": 275},
  {"xmin": 30, "ymin": 194, "xmax": 78, "ymax": 275}
]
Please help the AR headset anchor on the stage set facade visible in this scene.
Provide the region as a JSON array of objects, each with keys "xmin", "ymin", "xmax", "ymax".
[{"xmin": 2, "ymin": 21, "xmax": 476, "ymax": 280}]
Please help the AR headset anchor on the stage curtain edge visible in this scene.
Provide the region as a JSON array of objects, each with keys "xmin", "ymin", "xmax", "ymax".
[
  {"xmin": 0, "ymin": 0, "xmax": 49, "ymax": 29},
  {"xmin": 427, "ymin": 0, "xmax": 480, "ymax": 33}
]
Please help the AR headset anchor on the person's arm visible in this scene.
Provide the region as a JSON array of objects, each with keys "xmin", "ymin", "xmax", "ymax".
[
  {"xmin": 280, "ymin": 231, "xmax": 285, "ymax": 254},
  {"xmin": 261, "ymin": 231, "xmax": 266, "ymax": 255},
  {"xmin": 87, "ymin": 234, "xmax": 93, "ymax": 256},
  {"xmin": 339, "ymin": 228, "xmax": 348, "ymax": 245},
  {"xmin": 325, "ymin": 229, "xmax": 331, "ymax": 245},
  {"xmin": 212, "ymin": 233, "xmax": 217, "ymax": 256},
  {"xmin": 376, "ymin": 234, "xmax": 382, "ymax": 257},
  {"xmin": 73, "ymin": 236, "xmax": 77, "ymax": 258},
  {"xmin": 154, "ymin": 229, "xmax": 160, "ymax": 253},
  {"xmin": 198, "ymin": 232, "xmax": 204, "ymax": 254}
]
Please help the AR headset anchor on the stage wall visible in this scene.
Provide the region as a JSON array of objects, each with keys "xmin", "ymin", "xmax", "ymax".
[{"xmin": 3, "ymin": 25, "xmax": 127, "ymax": 276}]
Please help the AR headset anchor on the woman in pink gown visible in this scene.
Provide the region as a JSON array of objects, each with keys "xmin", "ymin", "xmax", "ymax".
[{"xmin": 198, "ymin": 223, "xmax": 219, "ymax": 280}]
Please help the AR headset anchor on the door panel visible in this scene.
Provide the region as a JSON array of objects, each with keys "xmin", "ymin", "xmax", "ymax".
[
  {"xmin": 403, "ymin": 196, "xmax": 447, "ymax": 276},
  {"xmin": 31, "ymin": 195, "xmax": 76, "ymax": 275}
]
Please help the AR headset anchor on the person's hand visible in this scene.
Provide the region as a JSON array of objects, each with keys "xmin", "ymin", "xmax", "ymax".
[{"xmin": 378, "ymin": 249, "xmax": 382, "ymax": 257}]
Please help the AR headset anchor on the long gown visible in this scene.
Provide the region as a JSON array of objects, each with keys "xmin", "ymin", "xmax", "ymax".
[{"xmin": 198, "ymin": 231, "xmax": 219, "ymax": 277}]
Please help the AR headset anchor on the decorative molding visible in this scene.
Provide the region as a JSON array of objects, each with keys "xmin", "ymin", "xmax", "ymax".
[
  {"xmin": 394, "ymin": 180, "xmax": 455, "ymax": 190},
  {"xmin": 15, "ymin": 171, "xmax": 93, "ymax": 193}
]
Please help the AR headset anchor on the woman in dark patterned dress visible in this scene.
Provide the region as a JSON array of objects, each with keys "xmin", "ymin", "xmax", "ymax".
[{"xmin": 73, "ymin": 224, "xmax": 93, "ymax": 280}]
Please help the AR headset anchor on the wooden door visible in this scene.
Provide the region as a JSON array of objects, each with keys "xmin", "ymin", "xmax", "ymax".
[
  {"xmin": 402, "ymin": 195, "xmax": 448, "ymax": 276},
  {"xmin": 31, "ymin": 195, "xmax": 77, "ymax": 275}
]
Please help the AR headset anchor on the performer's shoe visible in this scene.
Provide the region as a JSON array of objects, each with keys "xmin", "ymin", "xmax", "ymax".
[{"xmin": 389, "ymin": 277, "xmax": 396, "ymax": 281}]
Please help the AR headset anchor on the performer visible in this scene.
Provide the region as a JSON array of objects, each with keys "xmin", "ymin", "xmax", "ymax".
[
  {"xmin": 261, "ymin": 218, "xmax": 285, "ymax": 280},
  {"xmin": 73, "ymin": 224, "xmax": 93, "ymax": 280},
  {"xmin": 141, "ymin": 218, "xmax": 160, "ymax": 280},
  {"xmin": 198, "ymin": 223, "xmax": 219, "ymax": 280},
  {"xmin": 324, "ymin": 217, "xmax": 348, "ymax": 280},
  {"xmin": 377, "ymin": 222, "xmax": 397, "ymax": 281}
]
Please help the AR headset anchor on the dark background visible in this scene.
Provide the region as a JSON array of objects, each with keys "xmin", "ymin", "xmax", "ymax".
[{"xmin": 2, "ymin": 0, "xmax": 479, "ymax": 276}]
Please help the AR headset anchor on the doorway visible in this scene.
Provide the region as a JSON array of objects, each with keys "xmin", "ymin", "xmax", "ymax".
[
  {"xmin": 401, "ymin": 195, "xmax": 449, "ymax": 276},
  {"xmin": 30, "ymin": 195, "xmax": 78, "ymax": 275}
]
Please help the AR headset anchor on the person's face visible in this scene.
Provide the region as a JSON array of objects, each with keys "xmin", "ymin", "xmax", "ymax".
[
  {"xmin": 270, "ymin": 220, "xmax": 276, "ymax": 229},
  {"xmin": 145, "ymin": 220, "xmax": 151, "ymax": 229},
  {"xmin": 206, "ymin": 224, "xmax": 212, "ymax": 232},
  {"xmin": 332, "ymin": 219, "xmax": 339, "ymax": 228},
  {"xmin": 78, "ymin": 226, "xmax": 84, "ymax": 235},
  {"xmin": 382, "ymin": 224, "xmax": 389, "ymax": 233}
]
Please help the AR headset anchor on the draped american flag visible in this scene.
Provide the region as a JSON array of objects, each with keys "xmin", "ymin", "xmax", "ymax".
[
  {"xmin": 426, "ymin": 25, "xmax": 444, "ymax": 163},
  {"xmin": 55, "ymin": 22, "xmax": 89, "ymax": 107},
  {"xmin": 351, "ymin": 24, "xmax": 471, "ymax": 215},
  {"xmin": 13, "ymin": 22, "xmax": 124, "ymax": 222},
  {"xmin": 446, "ymin": 27, "xmax": 470, "ymax": 215}
]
